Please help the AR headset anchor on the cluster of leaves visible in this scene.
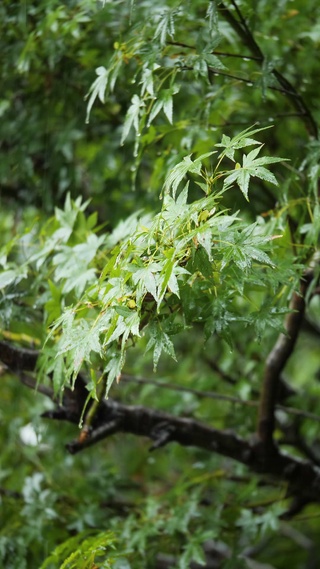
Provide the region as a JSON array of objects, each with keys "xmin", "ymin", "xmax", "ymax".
[
  {"xmin": 1, "ymin": 0, "xmax": 320, "ymax": 568},
  {"xmin": 0, "ymin": 0, "xmax": 147, "ymax": 217},
  {"xmin": 39, "ymin": 530, "xmax": 117, "ymax": 569},
  {"xmin": 1, "ymin": 127, "xmax": 290, "ymax": 403}
]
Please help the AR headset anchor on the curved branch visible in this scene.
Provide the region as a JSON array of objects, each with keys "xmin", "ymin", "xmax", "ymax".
[{"xmin": 257, "ymin": 269, "xmax": 314, "ymax": 447}]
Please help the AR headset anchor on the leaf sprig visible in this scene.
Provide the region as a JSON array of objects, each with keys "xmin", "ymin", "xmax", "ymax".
[{"xmin": 1, "ymin": 128, "xmax": 287, "ymax": 400}]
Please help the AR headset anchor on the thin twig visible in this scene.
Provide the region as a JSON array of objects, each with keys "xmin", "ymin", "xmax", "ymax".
[
  {"xmin": 120, "ymin": 374, "xmax": 320, "ymax": 424},
  {"xmin": 67, "ymin": 420, "xmax": 122, "ymax": 454},
  {"xmin": 217, "ymin": 1, "xmax": 318, "ymax": 138},
  {"xmin": 168, "ymin": 40, "xmax": 261, "ymax": 60}
]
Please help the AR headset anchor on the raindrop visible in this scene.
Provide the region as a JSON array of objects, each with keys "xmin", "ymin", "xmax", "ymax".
[
  {"xmin": 268, "ymin": 117, "xmax": 274, "ymax": 122},
  {"xmin": 247, "ymin": 82, "xmax": 253, "ymax": 87}
]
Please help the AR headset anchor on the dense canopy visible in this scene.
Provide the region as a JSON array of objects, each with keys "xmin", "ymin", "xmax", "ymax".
[{"xmin": 1, "ymin": 1, "xmax": 320, "ymax": 568}]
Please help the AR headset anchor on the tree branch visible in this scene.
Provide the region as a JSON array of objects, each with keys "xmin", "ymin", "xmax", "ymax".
[
  {"xmin": 217, "ymin": 1, "xmax": 318, "ymax": 138},
  {"xmin": 120, "ymin": 374, "xmax": 320, "ymax": 424},
  {"xmin": 3, "ymin": 344, "xmax": 320, "ymax": 510},
  {"xmin": 0, "ymin": 340, "xmax": 38, "ymax": 371},
  {"xmin": 257, "ymin": 269, "xmax": 315, "ymax": 448},
  {"xmin": 40, "ymin": 387, "xmax": 320, "ymax": 509}
]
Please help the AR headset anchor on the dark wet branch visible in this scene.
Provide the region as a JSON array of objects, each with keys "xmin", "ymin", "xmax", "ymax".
[
  {"xmin": 38, "ymin": 384, "xmax": 320, "ymax": 510},
  {"xmin": 0, "ymin": 340, "xmax": 38, "ymax": 371},
  {"xmin": 257, "ymin": 269, "xmax": 315, "ymax": 448},
  {"xmin": 20, "ymin": 373, "xmax": 53, "ymax": 398},
  {"xmin": 3, "ymin": 330, "xmax": 320, "ymax": 512}
]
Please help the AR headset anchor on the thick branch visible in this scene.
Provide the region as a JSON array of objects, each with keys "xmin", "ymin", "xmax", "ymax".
[
  {"xmin": 0, "ymin": 340, "xmax": 38, "ymax": 371},
  {"xmin": 41, "ymin": 389, "xmax": 320, "ymax": 507},
  {"xmin": 65, "ymin": 399, "xmax": 250, "ymax": 459},
  {"xmin": 257, "ymin": 270, "xmax": 314, "ymax": 447},
  {"xmin": 3, "ymin": 349, "xmax": 320, "ymax": 509}
]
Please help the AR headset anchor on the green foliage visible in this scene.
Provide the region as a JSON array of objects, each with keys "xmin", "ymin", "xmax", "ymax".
[
  {"xmin": 40, "ymin": 530, "xmax": 116, "ymax": 569},
  {"xmin": 1, "ymin": 0, "xmax": 320, "ymax": 568},
  {"xmin": 2, "ymin": 127, "xmax": 288, "ymax": 399}
]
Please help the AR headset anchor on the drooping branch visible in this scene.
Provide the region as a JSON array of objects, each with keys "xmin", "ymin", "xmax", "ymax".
[{"xmin": 217, "ymin": 1, "xmax": 318, "ymax": 138}]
